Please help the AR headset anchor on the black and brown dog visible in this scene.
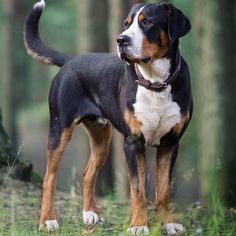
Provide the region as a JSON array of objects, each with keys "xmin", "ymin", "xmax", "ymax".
[{"xmin": 24, "ymin": 0, "xmax": 192, "ymax": 235}]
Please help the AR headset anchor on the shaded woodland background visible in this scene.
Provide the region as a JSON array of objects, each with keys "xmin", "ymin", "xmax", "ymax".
[{"xmin": 0, "ymin": 0, "xmax": 236, "ymax": 208}]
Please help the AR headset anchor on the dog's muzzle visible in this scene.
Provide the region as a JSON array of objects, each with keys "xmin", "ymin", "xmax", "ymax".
[
  {"xmin": 117, "ymin": 35, "xmax": 131, "ymax": 47},
  {"xmin": 117, "ymin": 35, "xmax": 150, "ymax": 64},
  {"xmin": 117, "ymin": 35, "xmax": 134, "ymax": 63}
]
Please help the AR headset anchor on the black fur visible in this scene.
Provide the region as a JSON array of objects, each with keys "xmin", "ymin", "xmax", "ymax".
[
  {"xmin": 161, "ymin": 3, "xmax": 191, "ymax": 43},
  {"xmin": 24, "ymin": 5, "xmax": 73, "ymax": 67},
  {"xmin": 24, "ymin": 1, "xmax": 192, "ymax": 185}
]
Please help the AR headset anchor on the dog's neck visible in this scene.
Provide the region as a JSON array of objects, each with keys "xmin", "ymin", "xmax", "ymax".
[
  {"xmin": 137, "ymin": 58, "xmax": 171, "ymax": 83},
  {"xmin": 136, "ymin": 41, "xmax": 179, "ymax": 84}
]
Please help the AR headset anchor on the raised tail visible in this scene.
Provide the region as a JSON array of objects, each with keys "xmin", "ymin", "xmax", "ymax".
[{"xmin": 23, "ymin": 0, "xmax": 74, "ymax": 67}]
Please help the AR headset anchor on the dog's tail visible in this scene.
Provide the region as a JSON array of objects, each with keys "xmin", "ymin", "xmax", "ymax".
[{"xmin": 23, "ymin": 0, "xmax": 74, "ymax": 67}]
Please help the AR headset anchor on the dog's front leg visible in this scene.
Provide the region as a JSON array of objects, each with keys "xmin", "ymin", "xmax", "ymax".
[
  {"xmin": 124, "ymin": 135, "xmax": 149, "ymax": 235},
  {"xmin": 155, "ymin": 144, "xmax": 185, "ymax": 235}
]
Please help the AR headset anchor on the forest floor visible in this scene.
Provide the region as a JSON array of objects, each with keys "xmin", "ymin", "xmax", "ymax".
[{"xmin": 0, "ymin": 168, "xmax": 236, "ymax": 236}]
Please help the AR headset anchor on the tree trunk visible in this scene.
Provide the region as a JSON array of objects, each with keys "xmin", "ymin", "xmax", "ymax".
[
  {"xmin": 77, "ymin": 0, "xmax": 113, "ymax": 196},
  {"xmin": 194, "ymin": 0, "xmax": 236, "ymax": 205},
  {"xmin": 193, "ymin": 0, "xmax": 222, "ymax": 201},
  {"xmin": 218, "ymin": 0, "xmax": 236, "ymax": 206},
  {"xmin": 2, "ymin": 0, "xmax": 17, "ymax": 148},
  {"xmin": 77, "ymin": 0, "xmax": 109, "ymax": 53},
  {"xmin": 2, "ymin": 0, "xmax": 31, "ymax": 149},
  {"xmin": 0, "ymin": 109, "xmax": 13, "ymax": 166}
]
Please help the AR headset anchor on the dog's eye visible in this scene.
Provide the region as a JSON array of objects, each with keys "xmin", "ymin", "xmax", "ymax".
[
  {"xmin": 124, "ymin": 20, "xmax": 129, "ymax": 29},
  {"xmin": 142, "ymin": 19, "xmax": 152, "ymax": 28}
]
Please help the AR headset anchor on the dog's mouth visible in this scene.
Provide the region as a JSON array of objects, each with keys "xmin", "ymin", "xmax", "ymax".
[
  {"xmin": 140, "ymin": 57, "xmax": 151, "ymax": 64},
  {"xmin": 120, "ymin": 52, "xmax": 151, "ymax": 65},
  {"xmin": 120, "ymin": 53, "xmax": 135, "ymax": 64}
]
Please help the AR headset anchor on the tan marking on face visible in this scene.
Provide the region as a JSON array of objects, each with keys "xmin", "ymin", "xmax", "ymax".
[
  {"xmin": 141, "ymin": 30, "xmax": 169, "ymax": 62},
  {"xmin": 160, "ymin": 30, "xmax": 169, "ymax": 47},
  {"xmin": 171, "ymin": 112, "xmax": 190, "ymax": 136},
  {"xmin": 82, "ymin": 120, "xmax": 112, "ymax": 212},
  {"xmin": 124, "ymin": 109, "xmax": 143, "ymax": 137},
  {"xmin": 126, "ymin": 154, "xmax": 148, "ymax": 227},
  {"xmin": 138, "ymin": 13, "xmax": 145, "ymax": 22},
  {"xmin": 127, "ymin": 15, "xmax": 132, "ymax": 25},
  {"xmin": 155, "ymin": 150, "xmax": 177, "ymax": 224}
]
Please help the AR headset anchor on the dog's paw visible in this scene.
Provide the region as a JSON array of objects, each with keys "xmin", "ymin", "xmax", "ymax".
[
  {"xmin": 39, "ymin": 219, "xmax": 60, "ymax": 232},
  {"xmin": 82, "ymin": 211, "xmax": 102, "ymax": 225},
  {"xmin": 127, "ymin": 226, "xmax": 150, "ymax": 235},
  {"xmin": 164, "ymin": 223, "xmax": 185, "ymax": 235}
]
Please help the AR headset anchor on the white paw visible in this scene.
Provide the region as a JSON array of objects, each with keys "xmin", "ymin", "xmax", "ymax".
[
  {"xmin": 82, "ymin": 211, "xmax": 101, "ymax": 225},
  {"xmin": 164, "ymin": 223, "xmax": 185, "ymax": 235},
  {"xmin": 39, "ymin": 219, "xmax": 60, "ymax": 232},
  {"xmin": 34, "ymin": 0, "xmax": 45, "ymax": 10},
  {"xmin": 127, "ymin": 226, "xmax": 150, "ymax": 235}
]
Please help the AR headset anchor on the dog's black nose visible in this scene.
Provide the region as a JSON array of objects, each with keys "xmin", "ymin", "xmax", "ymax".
[{"xmin": 117, "ymin": 35, "xmax": 130, "ymax": 47}]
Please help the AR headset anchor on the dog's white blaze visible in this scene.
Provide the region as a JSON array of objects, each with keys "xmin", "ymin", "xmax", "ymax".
[
  {"xmin": 121, "ymin": 7, "xmax": 145, "ymax": 58},
  {"xmin": 138, "ymin": 58, "xmax": 171, "ymax": 83},
  {"xmin": 134, "ymin": 85, "xmax": 181, "ymax": 146}
]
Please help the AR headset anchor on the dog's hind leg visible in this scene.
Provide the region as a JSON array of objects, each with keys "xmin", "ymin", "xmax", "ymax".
[
  {"xmin": 82, "ymin": 119, "xmax": 112, "ymax": 226},
  {"xmin": 39, "ymin": 120, "xmax": 75, "ymax": 232}
]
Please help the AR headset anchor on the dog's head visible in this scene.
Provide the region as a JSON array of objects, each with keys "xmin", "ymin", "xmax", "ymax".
[{"xmin": 117, "ymin": 3, "xmax": 191, "ymax": 64}]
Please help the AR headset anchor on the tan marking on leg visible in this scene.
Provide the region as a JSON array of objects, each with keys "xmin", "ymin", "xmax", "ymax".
[
  {"xmin": 82, "ymin": 120, "xmax": 112, "ymax": 213},
  {"xmin": 124, "ymin": 109, "xmax": 143, "ymax": 137},
  {"xmin": 127, "ymin": 154, "xmax": 148, "ymax": 227},
  {"xmin": 40, "ymin": 125, "xmax": 74, "ymax": 225},
  {"xmin": 155, "ymin": 150, "xmax": 176, "ymax": 224},
  {"xmin": 171, "ymin": 112, "xmax": 190, "ymax": 136}
]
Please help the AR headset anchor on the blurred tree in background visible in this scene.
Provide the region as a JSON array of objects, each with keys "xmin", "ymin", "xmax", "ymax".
[
  {"xmin": 0, "ymin": 0, "xmax": 235, "ymax": 208},
  {"xmin": 194, "ymin": 0, "xmax": 236, "ymax": 206},
  {"xmin": 2, "ymin": 0, "xmax": 32, "ymax": 149},
  {"xmin": 0, "ymin": 109, "xmax": 12, "ymax": 166}
]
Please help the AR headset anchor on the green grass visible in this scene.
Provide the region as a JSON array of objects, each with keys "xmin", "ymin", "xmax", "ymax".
[{"xmin": 1, "ymin": 179, "xmax": 236, "ymax": 235}]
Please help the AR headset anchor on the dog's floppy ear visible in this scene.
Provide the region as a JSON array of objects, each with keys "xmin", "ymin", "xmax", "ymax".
[{"xmin": 161, "ymin": 3, "xmax": 191, "ymax": 43}]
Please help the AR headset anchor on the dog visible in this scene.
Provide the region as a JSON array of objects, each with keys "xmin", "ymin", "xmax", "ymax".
[{"xmin": 24, "ymin": 0, "xmax": 192, "ymax": 235}]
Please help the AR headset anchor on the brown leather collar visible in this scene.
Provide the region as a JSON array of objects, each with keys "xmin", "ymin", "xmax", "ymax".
[{"xmin": 135, "ymin": 50, "xmax": 181, "ymax": 92}]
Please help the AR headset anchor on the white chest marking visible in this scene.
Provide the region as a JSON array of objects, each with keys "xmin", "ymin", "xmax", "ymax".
[
  {"xmin": 134, "ymin": 85, "xmax": 181, "ymax": 146},
  {"xmin": 138, "ymin": 58, "xmax": 171, "ymax": 83}
]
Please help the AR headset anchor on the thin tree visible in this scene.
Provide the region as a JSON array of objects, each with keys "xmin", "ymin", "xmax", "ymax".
[
  {"xmin": 77, "ymin": 0, "xmax": 113, "ymax": 196},
  {"xmin": 2, "ymin": 0, "xmax": 31, "ymax": 149},
  {"xmin": 0, "ymin": 109, "xmax": 12, "ymax": 166},
  {"xmin": 194, "ymin": 0, "xmax": 236, "ymax": 205}
]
